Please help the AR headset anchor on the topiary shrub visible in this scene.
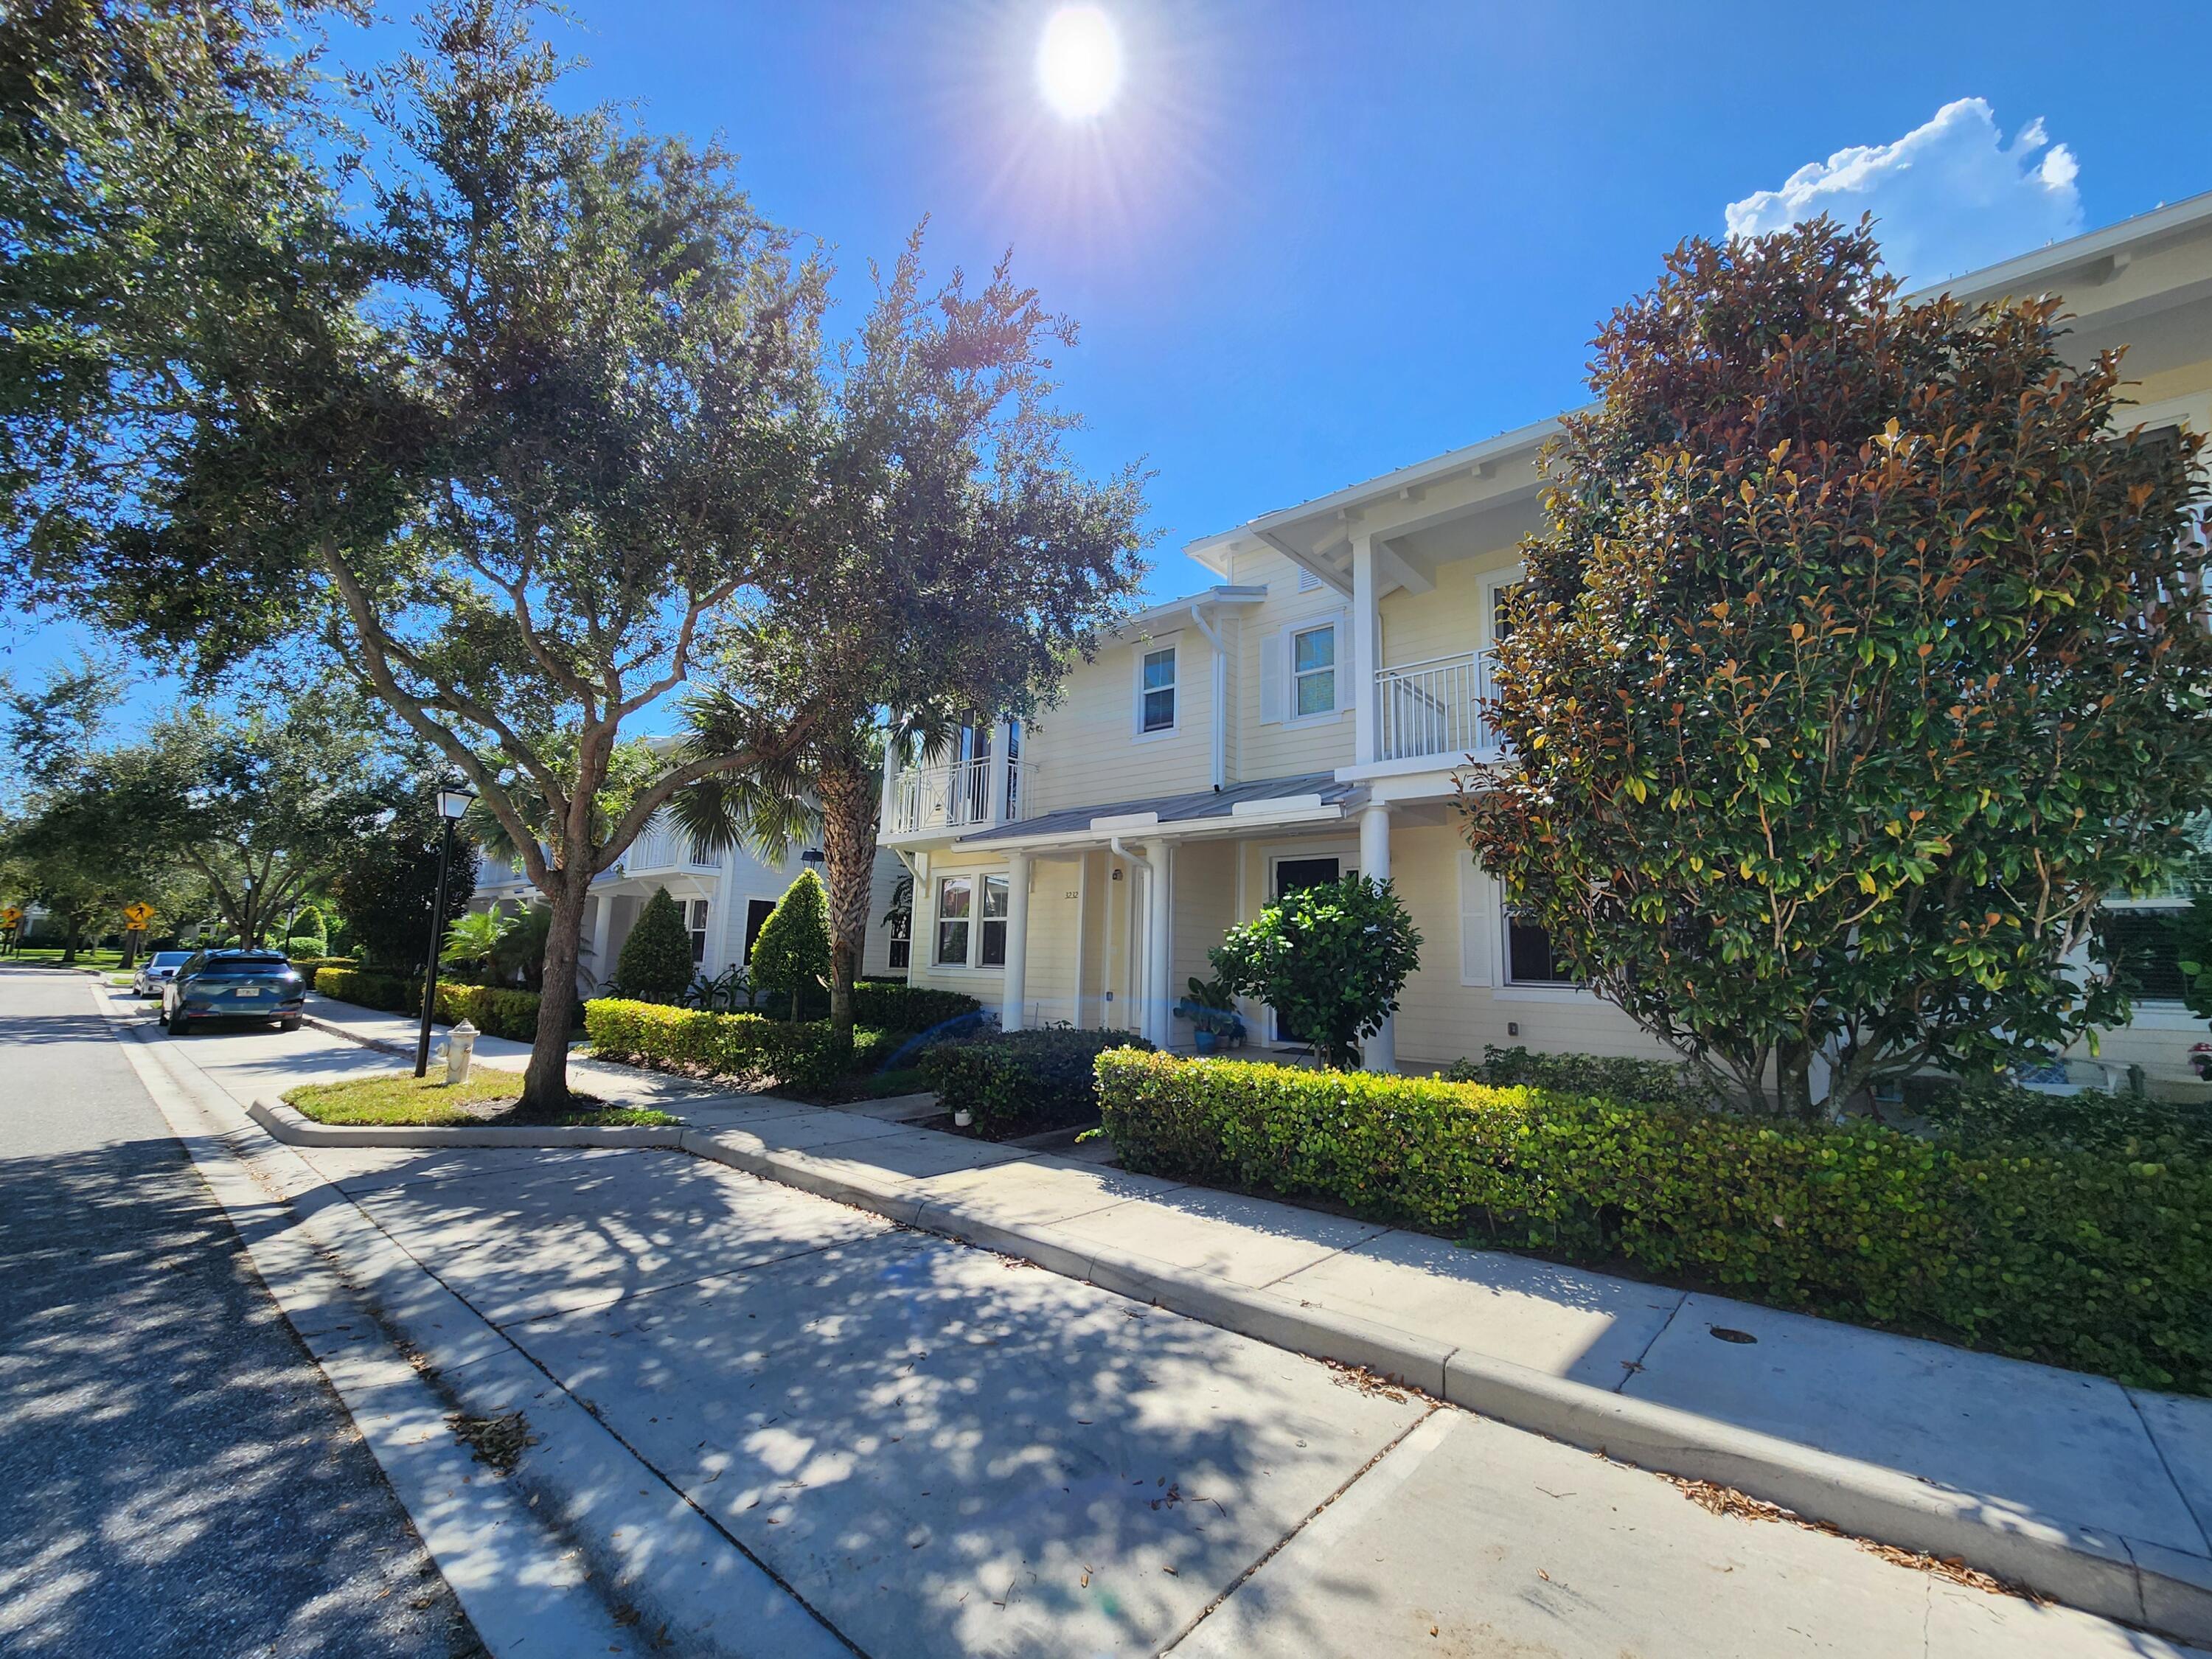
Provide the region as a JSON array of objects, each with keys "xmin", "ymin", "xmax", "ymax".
[
  {"xmin": 1209, "ymin": 875, "xmax": 1422, "ymax": 1068},
  {"xmin": 1444, "ymin": 1045, "xmax": 1719, "ymax": 1113},
  {"xmin": 751, "ymin": 869, "xmax": 831, "ymax": 1021},
  {"xmin": 617, "ymin": 887, "xmax": 695, "ymax": 1002},
  {"xmin": 922, "ymin": 1026, "xmax": 1153, "ymax": 1138},
  {"xmin": 1093, "ymin": 1050, "xmax": 2212, "ymax": 1394}
]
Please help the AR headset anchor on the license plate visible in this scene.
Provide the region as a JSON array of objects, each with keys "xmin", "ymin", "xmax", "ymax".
[{"xmin": 232, "ymin": 987, "xmax": 262, "ymax": 998}]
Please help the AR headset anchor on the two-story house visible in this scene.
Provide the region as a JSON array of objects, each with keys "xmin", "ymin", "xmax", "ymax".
[{"xmin": 886, "ymin": 189, "xmax": 2212, "ymax": 1088}]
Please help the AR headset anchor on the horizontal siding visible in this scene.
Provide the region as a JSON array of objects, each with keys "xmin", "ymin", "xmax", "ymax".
[
  {"xmin": 1377, "ymin": 552, "xmax": 1502, "ymax": 671},
  {"xmin": 1024, "ymin": 630, "xmax": 1213, "ymax": 815},
  {"xmin": 1229, "ymin": 547, "xmax": 1355, "ymax": 781}
]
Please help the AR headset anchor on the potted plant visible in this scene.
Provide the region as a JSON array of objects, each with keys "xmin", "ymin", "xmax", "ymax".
[{"xmin": 1175, "ymin": 975, "xmax": 1245, "ymax": 1052}]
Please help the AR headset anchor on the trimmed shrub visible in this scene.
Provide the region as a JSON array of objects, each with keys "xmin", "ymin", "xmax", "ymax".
[
  {"xmin": 617, "ymin": 888, "xmax": 695, "ymax": 1001},
  {"xmin": 751, "ymin": 870, "xmax": 831, "ymax": 1020},
  {"xmin": 1444, "ymin": 1045, "xmax": 1719, "ymax": 1113},
  {"xmin": 851, "ymin": 979, "xmax": 983, "ymax": 1034},
  {"xmin": 1094, "ymin": 1051, "xmax": 2212, "ymax": 1393},
  {"xmin": 1905, "ymin": 1075, "xmax": 2212, "ymax": 1161},
  {"xmin": 924, "ymin": 1027, "xmax": 1153, "ymax": 1139},
  {"xmin": 313, "ymin": 964, "xmax": 552, "ymax": 1040},
  {"xmin": 584, "ymin": 998, "xmax": 897, "ymax": 1092}
]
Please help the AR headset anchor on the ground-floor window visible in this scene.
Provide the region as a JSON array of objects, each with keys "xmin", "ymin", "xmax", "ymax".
[
  {"xmin": 935, "ymin": 875, "xmax": 972, "ymax": 966},
  {"xmin": 978, "ymin": 874, "xmax": 1009, "ymax": 966},
  {"xmin": 2098, "ymin": 906, "xmax": 2191, "ymax": 1001},
  {"xmin": 687, "ymin": 900, "xmax": 710, "ymax": 964},
  {"xmin": 1505, "ymin": 911, "xmax": 1576, "ymax": 987}
]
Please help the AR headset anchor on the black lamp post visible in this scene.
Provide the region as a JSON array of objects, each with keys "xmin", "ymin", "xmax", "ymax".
[{"xmin": 414, "ymin": 782, "xmax": 476, "ymax": 1078}]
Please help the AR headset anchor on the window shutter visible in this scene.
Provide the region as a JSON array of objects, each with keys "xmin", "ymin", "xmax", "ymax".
[
  {"xmin": 1259, "ymin": 629, "xmax": 1287, "ymax": 725},
  {"xmin": 1458, "ymin": 854, "xmax": 1493, "ymax": 986}
]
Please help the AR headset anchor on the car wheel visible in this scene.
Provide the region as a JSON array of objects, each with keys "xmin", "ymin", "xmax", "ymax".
[
  {"xmin": 167, "ymin": 1009, "xmax": 190, "ymax": 1037},
  {"xmin": 279, "ymin": 1015, "xmax": 302, "ymax": 1032}
]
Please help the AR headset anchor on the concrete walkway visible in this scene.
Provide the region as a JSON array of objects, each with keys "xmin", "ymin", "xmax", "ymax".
[
  {"xmin": 108, "ymin": 988, "xmax": 2204, "ymax": 1655},
  {"xmin": 304, "ymin": 991, "xmax": 2212, "ymax": 1624}
]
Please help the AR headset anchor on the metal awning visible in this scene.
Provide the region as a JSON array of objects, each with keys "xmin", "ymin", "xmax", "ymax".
[{"xmin": 954, "ymin": 772, "xmax": 1367, "ymax": 852}]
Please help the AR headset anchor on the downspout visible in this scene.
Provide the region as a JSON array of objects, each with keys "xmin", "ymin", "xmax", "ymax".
[
  {"xmin": 1109, "ymin": 835, "xmax": 1165, "ymax": 1046},
  {"xmin": 1189, "ymin": 602, "xmax": 1227, "ymax": 790}
]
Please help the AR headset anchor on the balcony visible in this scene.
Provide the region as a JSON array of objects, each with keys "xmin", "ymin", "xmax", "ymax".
[
  {"xmin": 1372, "ymin": 650, "xmax": 1500, "ymax": 764},
  {"xmin": 619, "ymin": 815, "xmax": 718, "ymax": 876},
  {"xmin": 888, "ymin": 755, "xmax": 1029, "ymax": 837}
]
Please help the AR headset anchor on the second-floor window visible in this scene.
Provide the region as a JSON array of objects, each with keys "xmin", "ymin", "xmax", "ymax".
[
  {"xmin": 687, "ymin": 900, "xmax": 710, "ymax": 965},
  {"xmin": 1140, "ymin": 646, "xmax": 1177, "ymax": 733},
  {"xmin": 1293, "ymin": 624, "xmax": 1337, "ymax": 717}
]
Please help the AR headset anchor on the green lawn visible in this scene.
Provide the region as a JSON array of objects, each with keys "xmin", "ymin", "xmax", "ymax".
[
  {"xmin": 284, "ymin": 1068, "xmax": 678, "ymax": 1128},
  {"xmin": 8, "ymin": 945, "xmax": 130, "ymax": 970}
]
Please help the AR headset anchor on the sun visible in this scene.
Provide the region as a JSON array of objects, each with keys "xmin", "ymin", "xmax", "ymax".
[{"xmin": 1036, "ymin": 5, "xmax": 1123, "ymax": 122}]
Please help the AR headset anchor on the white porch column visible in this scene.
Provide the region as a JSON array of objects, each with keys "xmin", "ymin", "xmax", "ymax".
[
  {"xmin": 1145, "ymin": 840, "xmax": 1174, "ymax": 1048},
  {"xmin": 1000, "ymin": 851, "xmax": 1032, "ymax": 1032},
  {"xmin": 586, "ymin": 888, "xmax": 614, "ymax": 994},
  {"xmin": 1351, "ymin": 532, "xmax": 1380, "ymax": 766},
  {"xmin": 1358, "ymin": 802, "xmax": 1397, "ymax": 1073},
  {"xmin": 986, "ymin": 720, "xmax": 1015, "ymax": 824},
  {"xmin": 879, "ymin": 727, "xmax": 902, "ymax": 835}
]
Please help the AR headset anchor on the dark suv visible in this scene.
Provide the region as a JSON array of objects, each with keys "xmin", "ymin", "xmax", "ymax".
[{"xmin": 161, "ymin": 950, "xmax": 307, "ymax": 1035}]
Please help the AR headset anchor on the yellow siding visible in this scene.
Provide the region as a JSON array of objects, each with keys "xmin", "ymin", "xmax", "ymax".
[
  {"xmin": 1018, "ymin": 856, "xmax": 1085, "ymax": 1026},
  {"xmin": 1025, "ymin": 631, "xmax": 1213, "ymax": 815},
  {"xmin": 1377, "ymin": 550, "xmax": 1503, "ymax": 670},
  {"xmin": 1231, "ymin": 546, "xmax": 1357, "ymax": 780}
]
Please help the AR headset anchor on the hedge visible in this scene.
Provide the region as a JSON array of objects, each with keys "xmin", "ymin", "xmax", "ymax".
[
  {"xmin": 921, "ymin": 1027, "xmax": 1152, "ymax": 1138},
  {"xmin": 852, "ymin": 979, "xmax": 984, "ymax": 1034},
  {"xmin": 1093, "ymin": 1051, "xmax": 2212, "ymax": 1394},
  {"xmin": 313, "ymin": 965, "xmax": 549, "ymax": 1042},
  {"xmin": 1444, "ymin": 1044, "xmax": 1719, "ymax": 1114},
  {"xmin": 583, "ymin": 998, "xmax": 899, "ymax": 1092}
]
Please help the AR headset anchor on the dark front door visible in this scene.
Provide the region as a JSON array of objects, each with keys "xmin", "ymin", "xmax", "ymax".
[{"xmin": 1270, "ymin": 857, "xmax": 1344, "ymax": 1045}]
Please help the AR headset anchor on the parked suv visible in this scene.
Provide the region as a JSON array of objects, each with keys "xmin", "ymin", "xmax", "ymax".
[
  {"xmin": 161, "ymin": 950, "xmax": 307, "ymax": 1035},
  {"xmin": 132, "ymin": 950, "xmax": 193, "ymax": 997}
]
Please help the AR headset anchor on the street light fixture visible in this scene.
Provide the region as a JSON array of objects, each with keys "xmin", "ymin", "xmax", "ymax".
[{"xmin": 415, "ymin": 780, "xmax": 477, "ymax": 1077}]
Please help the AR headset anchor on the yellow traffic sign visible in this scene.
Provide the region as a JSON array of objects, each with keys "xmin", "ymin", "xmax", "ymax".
[
  {"xmin": 0, "ymin": 907, "xmax": 20, "ymax": 928},
  {"xmin": 122, "ymin": 902, "xmax": 156, "ymax": 928}
]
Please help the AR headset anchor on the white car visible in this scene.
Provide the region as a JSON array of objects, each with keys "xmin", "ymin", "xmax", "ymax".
[{"xmin": 133, "ymin": 950, "xmax": 193, "ymax": 997}]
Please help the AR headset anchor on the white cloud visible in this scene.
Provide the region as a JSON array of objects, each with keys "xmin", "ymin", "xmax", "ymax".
[{"xmin": 1724, "ymin": 99, "xmax": 2084, "ymax": 288}]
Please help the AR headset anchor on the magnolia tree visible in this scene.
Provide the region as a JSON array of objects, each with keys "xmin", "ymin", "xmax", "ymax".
[
  {"xmin": 28, "ymin": 2, "xmax": 830, "ymax": 1113},
  {"xmin": 1459, "ymin": 218, "xmax": 2212, "ymax": 1118},
  {"xmin": 1209, "ymin": 876, "xmax": 1422, "ymax": 1070}
]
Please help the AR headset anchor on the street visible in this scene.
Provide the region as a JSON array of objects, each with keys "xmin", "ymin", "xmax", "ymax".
[
  {"xmin": 0, "ymin": 964, "xmax": 480, "ymax": 1658},
  {"xmin": 0, "ymin": 962, "xmax": 2201, "ymax": 1657}
]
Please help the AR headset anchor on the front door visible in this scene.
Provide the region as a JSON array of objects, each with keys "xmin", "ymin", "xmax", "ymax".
[{"xmin": 1270, "ymin": 856, "xmax": 1345, "ymax": 1046}]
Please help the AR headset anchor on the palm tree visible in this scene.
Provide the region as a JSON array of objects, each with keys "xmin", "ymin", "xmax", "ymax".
[{"xmin": 441, "ymin": 908, "xmax": 515, "ymax": 981}]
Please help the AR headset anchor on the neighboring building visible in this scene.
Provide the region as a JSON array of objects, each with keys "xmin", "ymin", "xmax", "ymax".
[
  {"xmin": 886, "ymin": 191, "xmax": 2212, "ymax": 1089},
  {"xmin": 470, "ymin": 815, "xmax": 909, "ymax": 995}
]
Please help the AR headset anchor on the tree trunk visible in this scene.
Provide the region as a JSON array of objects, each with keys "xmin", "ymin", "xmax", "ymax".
[
  {"xmin": 519, "ymin": 871, "xmax": 590, "ymax": 1119},
  {"xmin": 818, "ymin": 759, "xmax": 878, "ymax": 1054},
  {"xmin": 60, "ymin": 920, "xmax": 80, "ymax": 964}
]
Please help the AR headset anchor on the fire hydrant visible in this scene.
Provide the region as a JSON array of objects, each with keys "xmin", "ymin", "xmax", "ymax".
[{"xmin": 444, "ymin": 1020, "xmax": 479, "ymax": 1085}]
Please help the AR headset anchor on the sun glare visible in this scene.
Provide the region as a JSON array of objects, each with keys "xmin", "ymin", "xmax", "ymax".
[{"xmin": 1036, "ymin": 5, "xmax": 1123, "ymax": 121}]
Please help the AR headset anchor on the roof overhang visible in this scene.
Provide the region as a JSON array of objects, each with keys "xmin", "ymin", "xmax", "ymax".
[{"xmin": 1107, "ymin": 585, "xmax": 1267, "ymax": 643}]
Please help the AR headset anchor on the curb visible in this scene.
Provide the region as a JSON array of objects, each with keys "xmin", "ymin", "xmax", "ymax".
[
  {"xmin": 253, "ymin": 1102, "xmax": 2212, "ymax": 1646},
  {"xmin": 250, "ymin": 1097, "xmax": 687, "ymax": 1150}
]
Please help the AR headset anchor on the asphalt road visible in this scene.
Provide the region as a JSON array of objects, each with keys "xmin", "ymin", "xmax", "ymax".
[{"xmin": 0, "ymin": 964, "xmax": 481, "ymax": 1658}]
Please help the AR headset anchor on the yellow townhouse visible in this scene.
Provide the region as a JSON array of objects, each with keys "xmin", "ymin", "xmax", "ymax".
[{"xmin": 883, "ymin": 189, "xmax": 2212, "ymax": 1092}]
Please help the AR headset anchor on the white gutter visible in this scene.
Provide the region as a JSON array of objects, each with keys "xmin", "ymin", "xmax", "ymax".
[{"xmin": 1188, "ymin": 602, "xmax": 1228, "ymax": 790}]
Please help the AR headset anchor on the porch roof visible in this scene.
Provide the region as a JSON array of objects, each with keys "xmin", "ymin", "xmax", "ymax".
[{"xmin": 954, "ymin": 771, "xmax": 1368, "ymax": 850}]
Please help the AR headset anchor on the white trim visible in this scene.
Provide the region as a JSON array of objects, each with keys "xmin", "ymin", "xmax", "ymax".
[
  {"xmin": 1258, "ymin": 841, "xmax": 1360, "ymax": 1046},
  {"xmin": 1286, "ymin": 618, "xmax": 1343, "ymax": 727},
  {"xmin": 1457, "ymin": 853, "xmax": 1494, "ymax": 987},
  {"xmin": 1481, "ymin": 563, "xmax": 1527, "ymax": 650},
  {"xmin": 1133, "ymin": 635, "xmax": 1182, "ymax": 741}
]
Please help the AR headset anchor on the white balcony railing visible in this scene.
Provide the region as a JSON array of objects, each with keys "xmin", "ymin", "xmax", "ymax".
[
  {"xmin": 1373, "ymin": 650, "xmax": 1498, "ymax": 763},
  {"xmin": 888, "ymin": 755, "xmax": 1028, "ymax": 836},
  {"xmin": 619, "ymin": 814, "xmax": 717, "ymax": 875}
]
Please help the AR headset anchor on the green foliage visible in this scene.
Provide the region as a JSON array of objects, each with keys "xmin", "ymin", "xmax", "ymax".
[
  {"xmin": 1208, "ymin": 875, "xmax": 1422, "ymax": 1068},
  {"xmin": 921, "ymin": 1027, "xmax": 1153, "ymax": 1138},
  {"xmin": 749, "ymin": 869, "xmax": 831, "ymax": 1018},
  {"xmin": 442, "ymin": 908, "xmax": 518, "ymax": 978},
  {"xmin": 850, "ymin": 979, "xmax": 982, "ymax": 1033},
  {"xmin": 1460, "ymin": 218, "xmax": 2212, "ymax": 1118},
  {"xmin": 1174, "ymin": 974, "xmax": 1245, "ymax": 1043},
  {"xmin": 1443, "ymin": 1046, "xmax": 1720, "ymax": 1113},
  {"xmin": 313, "ymin": 965, "xmax": 549, "ymax": 1041},
  {"xmin": 616, "ymin": 888, "xmax": 697, "ymax": 1002},
  {"xmin": 328, "ymin": 808, "xmax": 479, "ymax": 974},
  {"xmin": 1095, "ymin": 1051, "xmax": 2212, "ymax": 1393},
  {"xmin": 1904, "ymin": 1075, "xmax": 2212, "ymax": 1160},
  {"xmin": 583, "ymin": 998, "xmax": 897, "ymax": 1092}
]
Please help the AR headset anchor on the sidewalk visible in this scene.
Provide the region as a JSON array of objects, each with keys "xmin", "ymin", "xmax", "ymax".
[{"xmin": 299, "ymin": 990, "xmax": 2212, "ymax": 1641}]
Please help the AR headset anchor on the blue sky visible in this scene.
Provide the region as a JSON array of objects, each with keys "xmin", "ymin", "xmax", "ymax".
[{"xmin": 9, "ymin": 0, "xmax": 2211, "ymax": 714}]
